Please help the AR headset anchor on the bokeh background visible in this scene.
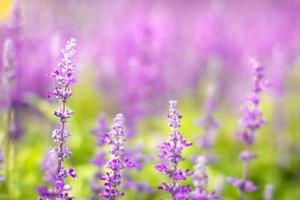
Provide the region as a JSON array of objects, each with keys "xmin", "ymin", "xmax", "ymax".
[{"xmin": 0, "ymin": 0, "xmax": 300, "ymax": 199}]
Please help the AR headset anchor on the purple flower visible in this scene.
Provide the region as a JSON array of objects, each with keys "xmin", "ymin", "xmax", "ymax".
[
  {"xmin": 192, "ymin": 157, "xmax": 208, "ymax": 190},
  {"xmin": 194, "ymin": 83, "xmax": 220, "ymax": 165},
  {"xmin": 1, "ymin": 38, "xmax": 25, "ymax": 140},
  {"xmin": 156, "ymin": 100, "xmax": 192, "ymax": 199},
  {"xmin": 122, "ymin": 178, "xmax": 153, "ymax": 194},
  {"xmin": 226, "ymin": 177, "xmax": 257, "ymax": 192},
  {"xmin": 122, "ymin": 141, "xmax": 153, "ymax": 194},
  {"xmin": 227, "ymin": 59, "xmax": 268, "ymax": 199},
  {"xmin": 37, "ymin": 38, "xmax": 77, "ymax": 199},
  {"xmin": 90, "ymin": 113, "xmax": 152, "ymax": 199},
  {"xmin": 1, "ymin": 39, "xmax": 16, "ymax": 95},
  {"xmin": 263, "ymin": 184, "xmax": 273, "ymax": 200},
  {"xmin": 92, "ymin": 113, "xmax": 110, "ymax": 145},
  {"xmin": 190, "ymin": 189, "xmax": 221, "ymax": 200},
  {"xmin": 0, "ymin": 149, "xmax": 4, "ymax": 182},
  {"xmin": 189, "ymin": 156, "xmax": 221, "ymax": 200},
  {"xmin": 239, "ymin": 150, "xmax": 257, "ymax": 162},
  {"xmin": 89, "ymin": 113, "xmax": 109, "ymax": 200},
  {"xmin": 100, "ymin": 113, "xmax": 135, "ymax": 200}
]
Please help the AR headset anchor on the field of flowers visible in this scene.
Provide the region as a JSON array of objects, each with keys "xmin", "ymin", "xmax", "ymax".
[{"xmin": 0, "ymin": 0, "xmax": 300, "ymax": 199}]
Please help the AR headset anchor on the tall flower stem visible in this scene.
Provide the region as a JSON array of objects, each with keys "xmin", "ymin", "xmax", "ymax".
[
  {"xmin": 37, "ymin": 38, "xmax": 77, "ymax": 199},
  {"xmin": 100, "ymin": 113, "xmax": 135, "ymax": 200},
  {"xmin": 56, "ymin": 101, "xmax": 64, "ymax": 176},
  {"xmin": 156, "ymin": 100, "xmax": 193, "ymax": 199},
  {"xmin": 227, "ymin": 59, "xmax": 268, "ymax": 199},
  {"xmin": 1, "ymin": 37, "xmax": 17, "ymax": 199}
]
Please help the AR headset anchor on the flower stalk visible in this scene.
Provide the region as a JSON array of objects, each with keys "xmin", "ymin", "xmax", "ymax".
[
  {"xmin": 156, "ymin": 100, "xmax": 192, "ymax": 200},
  {"xmin": 227, "ymin": 59, "xmax": 268, "ymax": 200},
  {"xmin": 37, "ymin": 38, "xmax": 77, "ymax": 199}
]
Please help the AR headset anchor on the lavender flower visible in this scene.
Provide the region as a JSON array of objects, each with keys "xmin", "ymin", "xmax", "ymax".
[
  {"xmin": 122, "ymin": 141, "xmax": 153, "ymax": 194},
  {"xmin": 0, "ymin": 149, "xmax": 4, "ymax": 182},
  {"xmin": 189, "ymin": 156, "xmax": 221, "ymax": 200},
  {"xmin": 37, "ymin": 38, "xmax": 77, "ymax": 200},
  {"xmin": 156, "ymin": 100, "xmax": 192, "ymax": 200},
  {"xmin": 1, "ymin": 0, "xmax": 21, "ymax": 107},
  {"xmin": 263, "ymin": 184, "xmax": 273, "ymax": 200},
  {"xmin": 1, "ymin": 39, "xmax": 16, "ymax": 93},
  {"xmin": 227, "ymin": 59, "xmax": 268, "ymax": 200},
  {"xmin": 90, "ymin": 114, "xmax": 152, "ymax": 199},
  {"xmin": 195, "ymin": 84, "xmax": 219, "ymax": 164},
  {"xmin": 1, "ymin": 38, "xmax": 24, "ymax": 140},
  {"xmin": 100, "ymin": 113, "xmax": 135, "ymax": 200},
  {"xmin": 89, "ymin": 113, "xmax": 109, "ymax": 200}
]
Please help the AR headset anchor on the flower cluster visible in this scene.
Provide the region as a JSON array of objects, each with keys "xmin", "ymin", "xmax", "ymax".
[
  {"xmin": 37, "ymin": 38, "xmax": 77, "ymax": 200},
  {"xmin": 100, "ymin": 113, "xmax": 135, "ymax": 200},
  {"xmin": 156, "ymin": 100, "xmax": 192, "ymax": 200},
  {"xmin": 122, "ymin": 141, "xmax": 153, "ymax": 194},
  {"xmin": 189, "ymin": 156, "xmax": 220, "ymax": 200},
  {"xmin": 1, "ymin": 39, "xmax": 16, "ymax": 93},
  {"xmin": 227, "ymin": 59, "xmax": 268, "ymax": 199},
  {"xmin": 1, "ymin": 38, "xmax": 24, "ymax": 140},
  {"xmin": 89, "ymin": 113, "xmax": 109, "ymax": 200},
  {"xmin": 263, "ymin": 184, "xmax": 273, "ymax": 200},
  {"xmin": 0, "ymin": 149, "xmax": 4, "ymax": 182},
  {"xmin": 90, "ymin": 113, "xmax": 152, "ymax": 199},
  {"xmin": 195, "ymin": 84, "xmax": 219, "ymax": 164}
]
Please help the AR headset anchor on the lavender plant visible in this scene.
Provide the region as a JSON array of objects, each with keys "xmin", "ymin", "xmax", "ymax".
[
  {"xmin": 195, "ymin": 84, "xmax": 219, "ymax": 164},
  {"xmin": 99, "ymin": 113, "xmax": 135, "ymax": 200},
  {"xmin": 0, "ymin": 149, "xmax": 4, "ymax": 182},
  {"xmin": 263, "ymin": 184, "xmax": 273, "ymax": 200},
  {"xmin": 122, "ymin": 141, "xmax": 153, "ymax": 194},
  {"xmin": 89, "ymin": 113, "xmax": 109, "ymax": 200},
  {"xmin": 37, "ymin": 38, "xmax": 77, "ymax": 199},
  {"xmin": 1, "ymin": 38, "xmax": 23, "ymax": 140},
  {"xmin": 90, "ymin": 113, "xmax": 152, "ymax": 199},
  {"xmin": 189, "ymin": 156, "xmax": 220, "ymax": 200},
  {"xmin": 0, "ymin": 38, "xmax": 18, "ymax": 197},
  {"xmin": 156, "ymin": 100, "xmax": 192, "ymax": 200},
  {"xmin": 227, "ymin": 59, "xmax": 268, "ymax": 200}
]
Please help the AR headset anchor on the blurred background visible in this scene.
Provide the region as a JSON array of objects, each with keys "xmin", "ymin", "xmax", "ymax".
[{"xmin": 0, "ymin": 0, "xmax": 300, "ymax": 199}]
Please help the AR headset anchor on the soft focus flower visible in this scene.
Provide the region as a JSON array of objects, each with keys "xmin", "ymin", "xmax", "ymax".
[
  {"xmin": 189, "ymin": 156, "xmax": 221, "ymax": 200},
  {"xmin": 1, "ymin": 38, "xmax": 24, "ymax": 140},
  {"xmin": 89, "ymin": 113, "xmax": 109, "ymax": 200},
  {"xmin": 0, "ymin": 149, "xmax": 4, "ymax": 182},
  {"xmin": 122, "ymin": 141, "xmax": 153, "ymax": 194},
  {"xmin": 227, "ymin": 59, "xmax": 268, "ymax": 199},
  {"xmin": 226, "ymin": 177, "xmax": 257, "ymax": 192},
  {"xmin": 194, "ymin": 82, "xmax": 220, "ymax": 164},
  {"xmin": 263, "ymin": 184, "xmax": 273, "ymax": 200}
]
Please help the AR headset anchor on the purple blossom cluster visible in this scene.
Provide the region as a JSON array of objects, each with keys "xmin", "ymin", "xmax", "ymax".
[
  {"xmin": 263, "ymin": 184, "xmax": 274, "ymax": 200},
  {"xmin": 122, "ymin": 141, "xmax": 153, "ymax": 194},
  {"xmin": 37, "ymin": 38, "xmax": 77, "ymax": 200},
  {"xmin": 195, "ymin": 83, "xmax": 220, "ymax": 164},
  {"xmin": 0, "ymin": 149, "xmax": 4, "ymax": 182},
  {"xmin": 227, "ymin": 59, "xmax": 268, "ymax": 199},
  {"xmin": 89, "ymin": 113, "xmax": 109, "ymax": 200},
  {"xmin": 0, "ymin": 1, "xmax": 295, "ymax": 199},
  {"xmin": 189, "ymin": 156, "xmax": 221, "ymax": 200},
  {"xmin": 99, "ymin": 113, "xmax": 135, "ymax": 200},
  {"xmin": 156, "ymin": 100, "xmax": 193, "ymax": 199},
  {"xmin": 90, "ymin": 113, "xmax": 152, "ymax": 200},
  {"xmin": 1, "ymin": 37, "xmax": 23, "ymax": 140}
]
